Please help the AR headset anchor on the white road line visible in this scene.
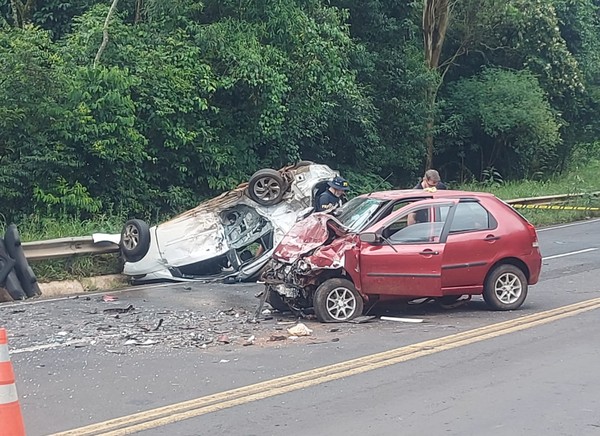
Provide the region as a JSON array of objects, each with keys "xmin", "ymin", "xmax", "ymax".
[
  {"xmin": 9, "ymin": 334, "xmax": 122, "ymax": 355},
  {"xmin": 543, "ymin": 248, "xmax": 598, "ymax": 260},
  {"xmin": 9, "ymin": 339, "xmax": 92, "ymax": 354}
]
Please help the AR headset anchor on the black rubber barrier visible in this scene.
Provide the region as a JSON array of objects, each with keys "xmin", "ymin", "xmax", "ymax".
[{"xmin": 0, "ymin": 224, "xmax": 41, "ymax": 301}]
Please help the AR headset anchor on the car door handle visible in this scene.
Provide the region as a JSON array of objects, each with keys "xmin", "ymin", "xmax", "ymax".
[
  {"xmin": 484, "ymin": 235, "xmax": 500, "ymax": 241},
  {"xmin": 419, "ymin": 250, "xmax": 439, "ymax": 256}
]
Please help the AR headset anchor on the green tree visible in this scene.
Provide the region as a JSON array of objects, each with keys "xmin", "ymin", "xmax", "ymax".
[
  {"xmin": 0, "ymin": 25, "xmax": 72, "ymax": 220},
  {"xmin": 443, "ymin": 68, "xmax": 561, "ymax": 180}
]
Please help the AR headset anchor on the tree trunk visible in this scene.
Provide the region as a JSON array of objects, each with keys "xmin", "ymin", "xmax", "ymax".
[
  {"xmin": 422, "ymin": 0, "xmax": 450, "ymax": 169},
  {"xmin": 9, "ymin": 0, "xmax": 36, "ymax": 27},
  {"xmin": 424, "ymin": 89, "xmax": 436, "ymax": 170},
  {"xmin": 93, "ymin": 0, "xmax": 120, "ymax": 68},
  {"xmin": 134, "ymin": 0, "xmax": 143, "ymax": 24}
]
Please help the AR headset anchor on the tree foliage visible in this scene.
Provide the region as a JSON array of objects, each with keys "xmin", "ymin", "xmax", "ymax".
[
  {"xmin": 1, "ymin": 0, "xmax": 600, "ymax": 222},
  {"xmin": 443, "ymin": 68, "xmax": 561, "ymax": 180}
]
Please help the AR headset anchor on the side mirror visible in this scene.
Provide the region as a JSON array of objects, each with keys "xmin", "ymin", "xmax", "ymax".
[{"xmin": 359, "ymin": 232, "xmax": 380, "ymax": 243}]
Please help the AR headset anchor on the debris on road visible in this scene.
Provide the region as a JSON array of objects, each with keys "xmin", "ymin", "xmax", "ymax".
[
  {"xmin": 287, "ymin": 323, "xmax": 312, "ymax": 336},
  {"xmin": 0, "ymin": 283, "xmax": 375, "ymax": 354},
  {"xmin": 348, "ymin": 315, "xmax": 377, "ymax": 324},
  {"xmin": 217, "ymin": 334, "xmax": 231, "ymax": 344},
  {"xmin": 102, "ymin": 295, "xmax": 119, "ymax": 302},
  {"xmin": 103, "ymin": 304, "xmax": 135, "ymax": 314},
  {"xmin": 380, "ymin": 316, "xmax": 424, "ymax": 323}
]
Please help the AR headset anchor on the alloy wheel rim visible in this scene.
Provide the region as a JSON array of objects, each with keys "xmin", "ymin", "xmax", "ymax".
[
  {"xmin": 253, "ymin": 177, "xmax": 281, "ymax": 201},
  {"xmin": 326, "ymin": 287, "xmax": 356, "ymax": 320},
  {"xmin": 123, "ymin": 224, "xmax": 140, "ymax": 250},
  {"xmin": 494, "ymin": 272, "xmax": 522, "ymax": 304}
]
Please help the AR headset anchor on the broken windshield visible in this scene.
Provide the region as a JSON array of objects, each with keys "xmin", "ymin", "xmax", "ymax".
[{"xmin": 335, "ymin": 197, "xmax": 387, "ymax": 232}]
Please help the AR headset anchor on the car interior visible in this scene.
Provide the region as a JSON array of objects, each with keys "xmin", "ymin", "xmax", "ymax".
[
  {"xmin": 171, "ymin": 205, "xmax": 275, "ymax": 278},
  {"xmin": 221, "ymin": 205, "xmax": 275, "ymax": 268}
]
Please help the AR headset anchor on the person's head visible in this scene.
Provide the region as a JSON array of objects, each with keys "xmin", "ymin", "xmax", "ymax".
[
  {"xmin": 422, "ymin": 169, "xmax": 441, "ymax": 188},
  {"xmin": 328, "ymin": 176, "xmax": 350, "ymax": 197}
]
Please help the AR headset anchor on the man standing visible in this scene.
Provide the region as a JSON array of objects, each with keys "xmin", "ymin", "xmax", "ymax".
[
  {"xmin": 316, "ymin": 176, "xmax": 350, "ymax": 212},
  {"xmin": 408, "ymin": 169, "xmax": 446, "ymax": 225},
  {"xmin": 414, "ymin": 169, "xmax": 447, "ymax": 190}
]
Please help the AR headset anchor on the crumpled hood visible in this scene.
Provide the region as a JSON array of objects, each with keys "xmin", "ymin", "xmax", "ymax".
[{"xmin": 273, "ymin": 213, "xmax": 347, "ymax": 263}]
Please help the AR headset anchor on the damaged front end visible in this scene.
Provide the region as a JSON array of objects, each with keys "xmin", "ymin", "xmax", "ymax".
[{"xmin": 261, "ymin": 213, "xmax": 359, "ymax": 312}]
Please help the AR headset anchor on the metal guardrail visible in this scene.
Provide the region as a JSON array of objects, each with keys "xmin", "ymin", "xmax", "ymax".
[
  {"xmin": 507, "ymin": 191, "xmax": 600, "ymax": 206},
  {"xmin": 20, "ymin": 191, "xmax": 600, "ymax": 261},
  {"xmin": 22, "ymin": 237, "xmax": 119, "ymax": 261}
]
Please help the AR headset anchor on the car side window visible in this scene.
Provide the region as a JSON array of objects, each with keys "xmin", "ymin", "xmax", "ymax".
[
  {"xmin": 449, "ymin": 202, "xmax": 495, "ymax": 233},
  {"xmin": 384, "ymin": 205, "xmax": 445, "ymax": 243}
]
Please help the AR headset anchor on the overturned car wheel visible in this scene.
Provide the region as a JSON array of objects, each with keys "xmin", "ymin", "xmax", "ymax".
[
  {"xmin": 314, "ymin": 278, "xmax": 364, "ymax": 323},
  {"xmin": 120, "ymin": 219, "xmax": 151, "ymax": 263},
  {"xmin": 247, "ymin": 169, "xmax": 287, "ymax": 206}
]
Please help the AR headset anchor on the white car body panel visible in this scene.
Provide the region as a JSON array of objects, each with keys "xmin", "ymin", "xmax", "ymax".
[{"xmin": 102, "ymin": 163, "xmax": 340, "ymax": 283}]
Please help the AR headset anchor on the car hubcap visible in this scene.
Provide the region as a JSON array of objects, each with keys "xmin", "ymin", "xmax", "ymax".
[
  {"xmin": 326, "ymin": 287, "xmax": 356, "ymax": 321},
  {"xmin": 494, "ymin": 272, "xmax": 522, "ymax": 304},
  {"xmin": 253, "ymin": 177, "xmax": 281, "ymax": 201},
  {"xmin": 122, "ymin": 224, "xmax": 140, "ymax": 250}
]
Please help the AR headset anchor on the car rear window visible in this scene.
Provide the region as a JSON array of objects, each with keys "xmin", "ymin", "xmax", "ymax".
[
  {"xmin": 449, "ymin": 202, "xmax": 497, "ymax": 232},
  {"xmin": 497, "ymin": 199, "xmax": 534, "ymax": 225}
]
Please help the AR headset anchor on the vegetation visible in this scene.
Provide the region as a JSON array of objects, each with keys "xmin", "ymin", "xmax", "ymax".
[
  {"xmin": 1, "ymin": 0, "xmax": 600, "ymax": 280},
  {"xmin": 4, "ymin": 157, "xmax": 598, "ymax": 282}
]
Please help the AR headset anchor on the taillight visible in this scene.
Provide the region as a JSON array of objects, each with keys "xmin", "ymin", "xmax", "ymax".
[{"xmin": 526, "ymin": 222, "xmax": 539, "ymax": 248}]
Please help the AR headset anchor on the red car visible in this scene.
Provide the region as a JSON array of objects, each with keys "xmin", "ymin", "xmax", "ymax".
[{"xmin": 261, "ymin": 189, "xmax": 542, "ymax": 322}]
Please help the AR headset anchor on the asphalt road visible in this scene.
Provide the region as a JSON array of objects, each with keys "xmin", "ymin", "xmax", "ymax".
[{"xmin": 2, "ymin": 218, "xmax": 600, "ymax": 436}]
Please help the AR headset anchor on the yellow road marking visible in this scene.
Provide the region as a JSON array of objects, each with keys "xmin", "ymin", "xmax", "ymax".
[{"xmin": 50, "ymin": 297, "xmax": 600, "ymax": 436}]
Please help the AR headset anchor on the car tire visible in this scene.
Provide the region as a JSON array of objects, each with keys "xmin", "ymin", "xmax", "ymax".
[
  {"xmin": 4, "ymin": 224, "xmax": 41, "ymax": 298},
  {"xmin": 313, "ymin": 278, "xmax": 364, "ymax": 323},
  {"xmin": 247, "ymin": 169, "xmax": 287, "ymax": 206},
  {"xmin": 483, "ymin": 264, "xmax": 528, "ymax": 311},
  {"xmin": 120, "ymin": 219, "xmax": 151, "ymax": 263}
]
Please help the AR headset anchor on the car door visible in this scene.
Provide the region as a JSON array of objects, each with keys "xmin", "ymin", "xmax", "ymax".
[
  {"xmin": 358, "ymin": 199, "xmax": 457, "ymax": 298},
  {"xmin": 441, "ymin": 200, "xmax": 501, "ymax": 292}
]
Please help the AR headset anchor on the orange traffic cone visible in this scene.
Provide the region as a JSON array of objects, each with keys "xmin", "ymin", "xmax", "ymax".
[{"xmin": 0, "ymin": 328, "xmax": 26, "ymax": 436}]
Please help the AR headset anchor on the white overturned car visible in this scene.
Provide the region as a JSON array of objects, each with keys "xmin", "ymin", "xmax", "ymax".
[{"xmin": 106, "ymin": 162, "xmax": 339, "ymax": 283}]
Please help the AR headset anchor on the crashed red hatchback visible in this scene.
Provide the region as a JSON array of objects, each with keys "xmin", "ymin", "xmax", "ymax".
[{"xmin": 261, "ymin": 189, "xmax": 542, "ymax": 322}]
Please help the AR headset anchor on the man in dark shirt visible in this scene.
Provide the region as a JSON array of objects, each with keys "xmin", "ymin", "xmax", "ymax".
[
  {"xmin": 414, "ymin": 169, "xmax": 447, "ymax": 190},
  {"xmin": 316, "ymin": 176, "xmax": 350, "ymax": 212},
  {"xmin": 408, "ymin": 169, "xmax": 447, "ymax": 225}
]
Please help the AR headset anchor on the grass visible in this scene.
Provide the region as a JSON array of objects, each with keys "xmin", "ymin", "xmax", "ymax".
[
  {"xmin": 458, "ymin": 159, "xmax": 600, "ymax": 226},
  {"xmin": 5, "ymin": 159, "xmax": 600, "ymax": 282}
]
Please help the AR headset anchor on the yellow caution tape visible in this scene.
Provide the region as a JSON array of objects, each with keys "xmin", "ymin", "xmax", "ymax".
[{"xmin": 512, "ymin": 204, "xmax": 600, "ymax": 211}]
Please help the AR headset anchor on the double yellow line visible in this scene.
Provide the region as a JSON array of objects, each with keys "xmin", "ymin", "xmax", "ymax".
[{"xmin": 51, "ymin": 297, "xmax": 600, "ymax": 436}]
